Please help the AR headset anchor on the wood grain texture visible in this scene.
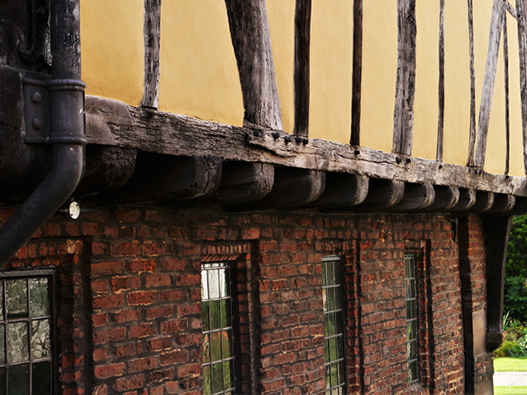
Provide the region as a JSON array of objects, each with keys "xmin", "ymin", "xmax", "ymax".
[
  {"xmin": 451, "ymin": 188, "xmax": 477, "ymax": 211},
  {"xmin": 213, "ymin": 162, "xmax": 274, "ymax": 204},
  {"xmin": 140, "ymin": 0, "xmax": 162, "ymax": 108},
  {"xmin": 350, "ymin": 0, "xmax": 363, "ymax": 145},
  {"xmin": 466, "ymin": 0, "xmax": 477, "ymax": 166},
  {"xmin": 293, "ymin": 0, "xmax": 312, "ymax": 138},
  {"xmin": 422, "ymin": 186, "xmax": 460, "ymax": 212},
  {"xmin": 233, "ymin": 168, "xmax": 325, "ymax": 209},
  {"xmin": 309, "ymin": 173, "xmax": 368, "ymax": 207},
  {"xmin": 515, "ymin": 0, "xmax": 527, "ymax": 174},
  {"xmin": 437, "ymin": 0, "xmax": 445, "ymax": 161},
  {"xmin": 393, "ymin": 0, "xmax": 417, "ymax": 155},
  {"xmin": 473, "ymin": 0, "xmax": 504, "ymax": 168},
  {"xmin": 84, "ymin": 95, "xmax": 527, "ymax": 197},
  {"xmin": 504, "ymin": 11, "xmax": 511, "ymax": 175},
  {"xmin": 99, "ymin": 154, "xmax": 222, "ymax": 203},
  {"xmin": 224, "ymin": 0, "xmax": 283, "ymax": 130},
  {"xmin": 353, "ymin": 179, "xmax": 405, "ymax": 211},
  {"xmin": 388, "ymin": 183, "xmax": 435, "ymax": 211}
]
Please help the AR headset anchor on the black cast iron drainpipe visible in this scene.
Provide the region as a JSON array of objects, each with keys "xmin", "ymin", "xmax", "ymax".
[{"xmin": 0, "ymin": 0, "xmax": 86, "ymax": 267}]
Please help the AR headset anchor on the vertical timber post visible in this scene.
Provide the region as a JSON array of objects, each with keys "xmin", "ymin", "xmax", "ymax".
[
  {"xmin": 224, "ymin": 0, "xmax": 283, "ymax": 131},
  {"xmin": 293, "ymin": 0, "xmax": 312, "ymax": 138},
  {"xmin": 393, "ymin": 0, "xmax": 417, "ymax": 156}
]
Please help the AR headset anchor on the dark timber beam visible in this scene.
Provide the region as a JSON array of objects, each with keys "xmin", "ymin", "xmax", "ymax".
[
  {"xmin": 224, "ymin": 0, "xmax": 283, "ymax": 130},
  {"xmin": 141, "ymin": 0, "xmax": 162, "ymax": 108},
  {"xmin": 482, "ymin": 215, "xmax": 512, "ymax": 351},
  {"xmin": 83, "ymin": 97, "xmax": 527, "ymax": 197},
  {"xmin": 350, "ymin": 0, "xmax": 363, "ymax": 145},
  {"xmin": 467, "ymin": 0, "xmax": 477, "ymax": 165},
  {"xmin": 101, "ymin": 154, "xmax": 222, "ymax": 203},
  {"xmin": 393, "ymin": 0, "xmax": 417, "ymax": 156},
  {"xmin": 293, "ymin": 0, "xmax": 312, "ymax": 138},
  {"xmin": 388, "ymin": 183, "xmax": 435, "ymax": 211},
  {"xmin": 232, "ymin": 168, "xmax": 325, "ymax": 209},
  {"xmin": 515, "ymin": 0, "xmax": 527, "ymax": 174},
  {"xmin": 308, "ymin": 173, "xmax": 368, "ymax": 208}
]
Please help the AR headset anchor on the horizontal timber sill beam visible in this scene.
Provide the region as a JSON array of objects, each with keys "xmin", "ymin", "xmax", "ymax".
[{"xmin": 85, "ymin": 95, "xmax": 527, "ymax": 199}]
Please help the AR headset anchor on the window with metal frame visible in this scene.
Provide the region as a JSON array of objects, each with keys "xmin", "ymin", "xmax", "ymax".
[
  {"xmin": 201, "ymin": 262, "xmax": 236, "ymax": 395},
  {"xmin": 405, "ymin": 254, "xmax": 419, "ymax": 385},
  {"xmin": 0, "ymin": 271, "xmax": 54, "ymax": 394},
  {"xmin": 322, "ymin": 256, "xmax": 346, "ymax": 394}
]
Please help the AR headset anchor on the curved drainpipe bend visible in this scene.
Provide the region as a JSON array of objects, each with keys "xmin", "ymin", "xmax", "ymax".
[{"xmin": 0, "ymin": 0, "xmax": 86, "ymax": 268}]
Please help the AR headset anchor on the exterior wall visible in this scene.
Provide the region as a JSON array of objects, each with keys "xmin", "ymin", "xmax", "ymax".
[
  {"xmin": 81, "ymin": 1, "xmax": 524, "ymax": 175},
  {"xmin": 0, "ymin": 208, "xmax": 483, "ymax": 394}
]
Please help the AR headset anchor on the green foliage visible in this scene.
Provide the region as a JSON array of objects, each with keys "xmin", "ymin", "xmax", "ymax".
[
  {"xmin": 505, "ymin": 216, "xmax": 527, "ymax": 322},
  {"xmin": 494, "ymin": 315, "xmax": 527, "ymax": 357}
]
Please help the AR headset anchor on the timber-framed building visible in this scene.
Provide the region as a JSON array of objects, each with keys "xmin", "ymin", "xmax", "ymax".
[{"xmin": 0, "ymin": 0, "xmax": 525, "ymax": 394}]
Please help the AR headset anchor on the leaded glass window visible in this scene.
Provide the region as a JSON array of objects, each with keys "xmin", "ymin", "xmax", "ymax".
[
  {"xmin": 201, "ymin": 262, "xmax": 236, "ymax": 395},
  {"xmin": 322, "ymin": 256, "xmax": 346, "ymax": 395},
  {"xmin": 0, "ymin": 274, "xmax": 53, "ymax": 394},
  {"xmin": 405, "ymin": 254, "xmax": 419, "ymax": 385}
]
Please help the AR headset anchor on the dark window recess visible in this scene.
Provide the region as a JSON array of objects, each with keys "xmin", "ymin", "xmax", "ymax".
[
  {"xmin": 405, "ymin": 254, "xmax": 419, "ymax": 385},
  {"xmin": 0, "ymin": 274, "xmax": 53, "ymax": 395},
  {"xmin": 322, "ymin": 256, "xmax": 347, "ymax": 395},
  {"xmin": 201, "ymin": 262, "xmax": 236, "ymax": 395}
]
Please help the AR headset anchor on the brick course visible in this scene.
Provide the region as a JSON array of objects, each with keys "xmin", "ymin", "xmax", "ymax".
[{"xmin": 0, "ymin": 207, "xmax": 483, "ymax": 394}]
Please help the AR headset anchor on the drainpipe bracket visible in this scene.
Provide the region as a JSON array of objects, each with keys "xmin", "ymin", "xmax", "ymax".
[{"xmin": 22, "ymin": 77, "xmax": 87, "ymax": 145}]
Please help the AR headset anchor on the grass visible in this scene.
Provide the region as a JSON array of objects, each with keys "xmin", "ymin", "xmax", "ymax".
[
  {"xmin": 495, "ymin": 357, "xmax": 527, "ymax": 372},
  {"xmin": 495, "ymin": 387, "xmax": 527, "ymax": 395}
]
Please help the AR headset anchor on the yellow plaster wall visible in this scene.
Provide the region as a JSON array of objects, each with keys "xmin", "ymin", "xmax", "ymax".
[
  {"xmin": 80, "ymin": 1, "xmax": 525, "ymax": 176},
  {"xmin": 412, "ymin": 1, "xmax": 440, "ymax": 161},
  {"xmin": 361, "ymin": 0, "xmax": 397, "ymax": 153},
  {"xmin": 158, "ymin": 0, "xmax": 243, "ymax": 126},
  {"xmin": 309, "ymin": 0, "xmax": 353, "ymax": 144},
  {"xmin": 81, "ymin": 0, "xmax": 144, "ymax": 105}
]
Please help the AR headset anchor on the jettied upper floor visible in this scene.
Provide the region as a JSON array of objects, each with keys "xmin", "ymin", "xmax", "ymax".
[{"xmin": 3, "ymin": 0, "xmax": 527, "ymax": 214}]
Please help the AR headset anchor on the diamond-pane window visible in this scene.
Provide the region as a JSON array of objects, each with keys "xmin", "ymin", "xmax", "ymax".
[
  {"xmin": 0, "ymin": 274, "xmax": 53, "ymax": 394},
  {"xmin": 202, "ymin": 262, "xmax": 236, "ymax": 395},
  {"xmin": 405, "ymin": 254, "xmax": 419, "ymax": 385},
  {"xmin": 323, "ymin": 256, "xmax": 346, "ymax": 395}
]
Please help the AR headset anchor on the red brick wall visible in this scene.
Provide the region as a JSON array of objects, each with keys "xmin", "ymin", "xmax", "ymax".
[{"xmin": 0, "ymin": 207, "xmax": 477, "ymax": 394}]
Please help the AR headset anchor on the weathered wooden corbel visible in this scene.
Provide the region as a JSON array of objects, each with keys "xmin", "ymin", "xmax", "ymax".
[
  {"xmin": 467, "ymin": 191, "xmax": 494, "ymax": 212},
  {"xmin": 232, "ymin": 168, "xmax": 325, "ymax": 209},
  {"xmin": 209, "ymin": 162, "xmax": 274, "ymax": 205},
  {"xmin": 308, "ymin": 173, "xmax": 368, "ymax": 208},
  {"xmin": 425, "ymin": 185, "xmax": 460, "ymax": 212},
  {"xmin": 387, "ymin": 183, "xmax": 435, "ymax": 211},
  {"xmin": 99, "ymin": 154, "xmax": 222, "ymax": 203},
  {"xmin": 450, "ymin": 188, "xmax": 477, "ymax": 211},
  {"xmin": 482, "ymin": 214, "xmax": 512, "ymax": 351},
  {"xmin": 353, "ymin": 179, "xmax": 405, "ymax": 212},
  {"xmin": 486, "ymin": 193, "xmax": 515, "ymax": 213}
]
